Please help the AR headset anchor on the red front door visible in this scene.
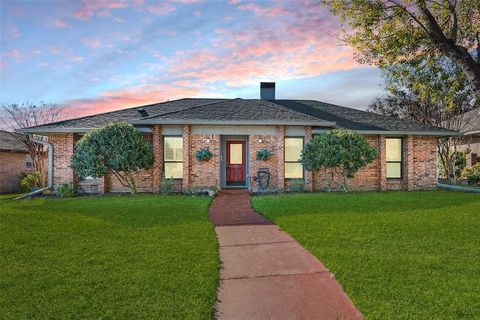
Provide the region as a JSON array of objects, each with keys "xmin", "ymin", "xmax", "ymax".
[{"xmin": 226, "ymin": 140, "xmax": 246, "ymax": 186}]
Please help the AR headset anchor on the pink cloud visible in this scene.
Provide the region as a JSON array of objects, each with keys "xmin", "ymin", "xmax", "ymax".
[
  {"xmin": 62, "ymin": 83, "xmax": 205, "ymax": 118},
  {"xmin": 71, "ymin": 56, "xmax": 85, "ymax": 63},
  {"xmin": 3, "ymin": 49, "xmax": 22, "ymax": 60},
  {"xmin": 7, "ymin": 26, "xmax": 21, "ymax": 39},
  {"xmin": 82, "ymin": 37, "xmax": 102, "ymax": 48},
  {"xmin": 51, "ymin": 19, "xmax": 70, "ymax": 28},
  {"xmin": 162, "ymin": 5, "xmax": 358, "ymax": 87},
  {"xmin": 237, "ymin": 3, "xmax": 292, "ymax": 17},
  {"xmin": 146, "ymin": 2, "xmax": 176, "ymax": 15},
  {"xmin": 73, "ymin": 0, "xmax": 128, "ymax": 20}
]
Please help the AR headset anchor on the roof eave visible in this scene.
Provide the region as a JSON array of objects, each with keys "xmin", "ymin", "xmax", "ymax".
[
  {"xmin": 464, "ymin": 130, "xmax": 480, "ymax": 136},
  {"xmin": 313, "ymin": 129, "xmax": 462, "ymax": 137},
  {"xmin": 16, "ymin": 127, "xmax": 153, "ymax": 134}
]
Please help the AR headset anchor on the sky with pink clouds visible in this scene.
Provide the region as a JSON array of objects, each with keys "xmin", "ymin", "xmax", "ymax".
[{"xmin": 1, "ymin": 0, "xmax": 385, "ymax": 119}]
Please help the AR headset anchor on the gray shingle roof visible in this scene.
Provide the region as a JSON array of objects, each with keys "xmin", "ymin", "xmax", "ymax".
[
  {"xmin": 19, "ymin": 98, "xmax": 459, "ymax": 135},
  {"xmin": 0, "ymin": 130, "xmax": 28, "ymax": 152},
  {"xmin": 282, "ymin": 100, "xmax": 454, "ymax": 133},
  {"xmin": 458, "ymin": 108, "xmax": 480, "ymax": 133},
  {"xmin": 149, "ymin": 99, "xmax": 318, "ymax": 122}
]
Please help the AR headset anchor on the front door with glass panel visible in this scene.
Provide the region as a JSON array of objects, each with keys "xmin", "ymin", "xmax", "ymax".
[{"xmin": 226, "ymin": 140, "xmax": 246, "ymax": 186}]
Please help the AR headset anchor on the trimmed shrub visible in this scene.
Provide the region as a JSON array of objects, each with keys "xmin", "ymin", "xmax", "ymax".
[
  {"xmin": 56, "ymin": 182, "xmax": 74, "ymax": 198},
  {"xmin": 462, "ymin": 164, "xmax": 480, "ymax": 185},
  {"xmin": 300, "ymin": 129, "xmax": 377, "ymax": 191},
  {"xmin": 71, "ymin": 122, "xmax": 154, "ymax": 194},
  {"xmin": 19, "ymin": 171, "xmax": 42, "ymax": 192}
]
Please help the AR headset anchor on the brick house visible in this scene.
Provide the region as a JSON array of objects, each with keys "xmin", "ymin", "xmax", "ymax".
[
  {"xmin": 456, "ymin": 108, "xmax": 480, "ymax": 167},
  {"xmin": 18, "ymin": 83, "xmax": 459, "ymax": 194},
  {"xmin": 0, "ymin": 130, "xmax": 34, "ymax": 194}
]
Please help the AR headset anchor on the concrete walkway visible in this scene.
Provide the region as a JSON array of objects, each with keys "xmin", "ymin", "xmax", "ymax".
[{"xmin": 210, "ymin": 190, "xmax": 363, "ymax": 320}]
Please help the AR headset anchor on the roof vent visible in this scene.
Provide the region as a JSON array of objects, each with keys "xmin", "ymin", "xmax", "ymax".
[
  {"xmin": 260, "ymin": 82, "xmax": 275, "ymax": 100},
  {"xmin": 137, "ymin": 108, "xmax": 148, "ymax": 117}
]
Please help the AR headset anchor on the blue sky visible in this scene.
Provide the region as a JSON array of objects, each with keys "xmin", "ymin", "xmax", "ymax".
[{"xmin": 1, "ymin": 0, "xmax": 384, "ymax": 118}]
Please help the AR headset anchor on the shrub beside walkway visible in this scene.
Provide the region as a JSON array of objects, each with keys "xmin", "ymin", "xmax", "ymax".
[{"xmin": 209, "ymin": 190, "xmax": 362, "ymax": 320}]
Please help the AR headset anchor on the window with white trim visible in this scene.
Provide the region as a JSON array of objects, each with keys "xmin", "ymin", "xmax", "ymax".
[
  {"xmin": 285, "ymin": 137, "xmax": 304, "ymax": 179},
  {"xmin": 386, "ymin": 138, "xmax": 402, "ymax": 178},
  {"xmin": 164, "ymin": 136, "xmax": 183, "ymax": 179}
]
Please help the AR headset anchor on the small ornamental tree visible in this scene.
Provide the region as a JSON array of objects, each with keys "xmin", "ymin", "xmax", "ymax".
[
  {"xmin": 71, "ymin": 122, "xmax": 154, "ymax": 194},
  {"xmin": 300, "ymin": 129, "xmax": 377, "ymax": 192}
]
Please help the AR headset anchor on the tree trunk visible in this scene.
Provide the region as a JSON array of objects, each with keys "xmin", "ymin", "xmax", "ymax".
[
  {"xmin": 125, "ymin": 172, "xmax": 137, "ymax": 194},
  {"xmin": 418, "ymin": 2, "xmax": 480, "ymax": 98},
  {"xmin": 437, "ymin": 42, "xmax": 480, "ymax": 99}
]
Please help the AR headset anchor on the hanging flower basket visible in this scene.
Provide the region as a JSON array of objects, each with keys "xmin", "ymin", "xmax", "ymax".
[
  {"xmin": 256, "ymin": 149, "xmax": 272, "ymax": 161},
  {"xmin": 196, "ymin": 148, "xmax": 213, "ymax": 162}
]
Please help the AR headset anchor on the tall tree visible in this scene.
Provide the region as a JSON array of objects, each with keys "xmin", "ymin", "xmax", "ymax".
[
  {"xmin": 1, "ymin": 101, "xmax": 63, "ymax": 186},
  {"xmin": 368, "ymin": 56, "xmax": 476, "ymax": 182},
  {"xmin": 322, "ymin": 0, "xmax": 480, "ymax": 98}
]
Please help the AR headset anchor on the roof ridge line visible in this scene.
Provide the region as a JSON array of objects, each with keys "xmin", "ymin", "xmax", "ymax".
[{"xmin": 140, "ymin": 98, "xmax": 233, "ymax": 120}]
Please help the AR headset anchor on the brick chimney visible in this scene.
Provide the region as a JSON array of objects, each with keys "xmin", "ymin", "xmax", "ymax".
[{"xmin": 260, "ymin": 82, "xmax": 275, "ymax": 100}]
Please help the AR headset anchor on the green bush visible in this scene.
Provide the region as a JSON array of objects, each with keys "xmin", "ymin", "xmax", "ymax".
[
  {"xmin": 195, "ymin": 148, "xmax": 213, "ymax": 162},
  {"xmin": 256, "ymin": 149, "xmax": 272, "ymax": 161},
  {"xmin": 70, "ymin": 122, "xmax": 154, "ymax": 194},
  {"xmin": 19, "ymin": 171, "xmax": 42, "ymax": 192},
  {"xmin": 160, "ymin": 176, "xmax": 174, "ymax": 193},
  {"xmin": 288, "ymin": 178, "xmax": 304, "ymax": 192},
  {"xmin": 56, "ymin": 182, "xmax": 74, "ymax": 198},
  {"xmin": 300, "ymin": 129, "xmax": 377, "ymax": 191},
  {"xmin": 462, "ymin": 164, "xmax": 480, "ymax": 185}
]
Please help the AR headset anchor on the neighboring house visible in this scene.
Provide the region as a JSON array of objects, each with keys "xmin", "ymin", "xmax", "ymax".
[
  {"xmin": 456, "ymin": 108, "xmax": 480, "ymax": 167},
  {"xmin": 0, "ymin": 130, "xmax": 34, "ymax": 193},
  {"xmin": 18, "ymin": 83, "xmax": 458, "ymax": 194}
]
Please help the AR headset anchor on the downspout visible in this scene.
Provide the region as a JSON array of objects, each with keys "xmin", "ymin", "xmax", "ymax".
[{"xmin": 13, "ymin": 138, "xmax": 53, "ymax": 200}]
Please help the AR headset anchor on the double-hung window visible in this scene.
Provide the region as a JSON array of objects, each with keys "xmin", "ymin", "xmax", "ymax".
[
  {"xmin": 164, "ymin": 137, "xmax": 183, "ymax": 179},
  {"xmin": 285, "ymin": 137, "xmax": 304, "ymax": 179},
  {"xmin": 386, "ymin": 138, "xmax": 402, "ymax": 178}
]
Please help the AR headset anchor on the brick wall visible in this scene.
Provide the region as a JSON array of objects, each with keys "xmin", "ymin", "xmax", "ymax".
[
  {"xmin": 458, "ymin": 136, "xmax": 480, "ymax": 167},
  {"xmin": 189, "ymin": 134, "xmax": 221, "ymax": 189},
  {"xmin": 48, "ymin": 127, "xmax": 438, "ymax": 193},
  {"xmin": 49, "ymin": 133, "xmax": 77, "ymax": 189},
  {"xmin": 152, "ymin": 125, "xmax": 163, "ymax": 193},
  {"xmin": 311, "ymin": 135, "xmax": 437, "ymax": 191},
  {"xmin": 408, "ymin": 136, "xmax": 437, "ymax": 190},
  {"xmin": 249, "ymin": 134, "xmax": 279, "ymax": 192},
  {"xmin": 0, "ymin": 151, "xmax": 32, "ymax": 193},
  {"xmin": 277, "ymin": 126, "xmax": 285, "ymax": 191},
  {"xmin": 182, "ymin": 125, "xmax": 190, "ymax": 190}
]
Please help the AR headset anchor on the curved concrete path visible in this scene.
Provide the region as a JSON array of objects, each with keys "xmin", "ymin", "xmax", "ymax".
[{"xmin": 209, "ymin": 190, "xmax": 362, "ymax": 320}]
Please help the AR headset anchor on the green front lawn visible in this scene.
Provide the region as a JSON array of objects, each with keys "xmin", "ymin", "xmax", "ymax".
[
  {"xmin": 252, "ymin": 191, "xmax": 480, "ymax": 320},
  {"xmin": 0, "ymin": 195, "xmax": 218, "ymax": 319}
]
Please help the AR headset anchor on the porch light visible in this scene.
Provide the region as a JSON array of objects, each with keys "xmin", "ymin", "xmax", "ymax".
[
  {"xmin": 257, "ymin": 138, "xmax": 263, "ymax": 143},
  {"xmin": 206, "ymin": 138, "xmax": 211, "ymax": 143}
]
